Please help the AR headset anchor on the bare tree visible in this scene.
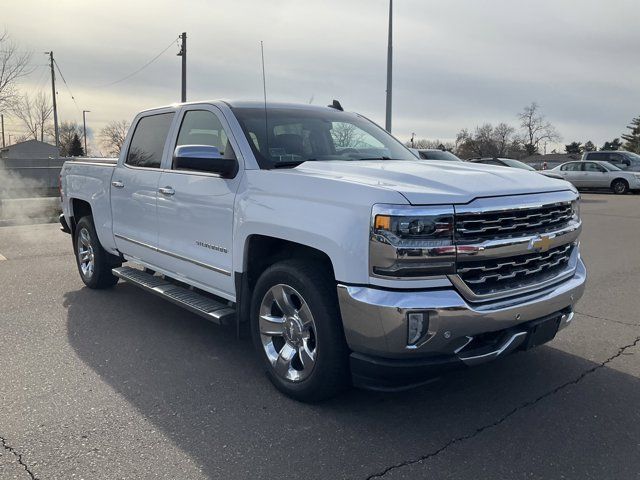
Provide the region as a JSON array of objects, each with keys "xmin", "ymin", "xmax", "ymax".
[
  {"xmin": 48, "ymin": 121, "xmax": 84, "ymax": 156},
  {"xmin": 0, "ymin": 30, "xmax": 33, "ymax": 111},
  {"xmin": 518, "ymin": 102, "xmax": 560, "ymax": 155},
  {"xmin": 331, "ymin": 122, "xmax": 364, "ymax": 149},
  {"xmin": 11, "ymin": 91, "xmax": 53, "ymax": 141},
  {"xmin": 99, "ymin": 120, "xmax": 130, "ymax": 156},
  {"xmin": 455, "ymin": 123, "xmax": 524, "ymax": 159}
]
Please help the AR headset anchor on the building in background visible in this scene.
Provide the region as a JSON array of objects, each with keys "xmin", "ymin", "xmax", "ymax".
[{"xmin": 0, "ymin": 139, "xmax": 59, "ymax": 159}]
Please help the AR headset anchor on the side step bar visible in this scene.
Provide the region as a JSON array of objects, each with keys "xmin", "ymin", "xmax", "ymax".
[{"xmin": 112, "ymin": 266, "xmax": 235, "ymax": 325}]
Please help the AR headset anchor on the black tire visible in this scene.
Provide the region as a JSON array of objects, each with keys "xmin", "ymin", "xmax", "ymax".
[
  {"xmin": 611, "ymin": 179, "xmax": 629, "ymax": 195},
  {"xmin": 74, "ymin": 216, "xmax": 121, "ymax": 289},
  {"xmin": 250, "ymin": 259, "xmax": 350, "ymax": 402}
]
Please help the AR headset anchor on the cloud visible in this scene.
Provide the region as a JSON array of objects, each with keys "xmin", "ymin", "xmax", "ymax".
[{"xmin": 3, "ymin": 0, "xmax": 639, "ymax": 149}]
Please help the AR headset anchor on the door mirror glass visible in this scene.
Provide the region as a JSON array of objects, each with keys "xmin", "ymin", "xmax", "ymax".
[{"xmin": 173, "ymin": 145, "xmax": 238, "ymax": 177}]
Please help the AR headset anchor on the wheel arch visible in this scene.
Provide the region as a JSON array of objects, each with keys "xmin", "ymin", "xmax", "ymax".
[{"xmin": 234, "ymin": 234, "xmax": 336, "ymax": 328}]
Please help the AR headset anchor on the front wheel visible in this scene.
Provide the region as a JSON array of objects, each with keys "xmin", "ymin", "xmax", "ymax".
[
  {"xmin": 611, "ymin": 179, "xmax": 629, "ymax": 195},
  {"xmin": 250, "ymin": 259, "xmax": 350, "ymax": 402},
  {"xmin": 74, "ymin": 216, "xmax": 121, "ymax": 289}
]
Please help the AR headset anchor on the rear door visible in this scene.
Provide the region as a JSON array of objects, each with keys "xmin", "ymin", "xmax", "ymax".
[
  {"xmin": 558, "ymin": 162, "xmax": 584, "ymax": 186},
  {"xmin": 155, "ymin": 105, "xmax": 242, "ymax": 299},
  {"xmin": 111, "ymin": 111, "xmax": 175, "ymax": 264}
]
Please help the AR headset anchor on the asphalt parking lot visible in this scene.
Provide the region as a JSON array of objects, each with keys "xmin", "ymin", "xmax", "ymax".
[{"xmin": 1, "ymin": 193, "xmax": 639, "ymax": 480}]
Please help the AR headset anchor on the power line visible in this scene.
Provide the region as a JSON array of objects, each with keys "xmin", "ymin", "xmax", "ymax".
[
  {"xmin": 53, "ymin": 58, "xmax": 82, "ymax": 114},
  {"xmin": 93, "ymin": 36, "xmax": 180, "ymax": 88}
]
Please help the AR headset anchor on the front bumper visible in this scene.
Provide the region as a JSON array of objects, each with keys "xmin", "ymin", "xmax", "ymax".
[{"xmin": 338, "ymin": 257, "xmax": 586, "ymax": 389}]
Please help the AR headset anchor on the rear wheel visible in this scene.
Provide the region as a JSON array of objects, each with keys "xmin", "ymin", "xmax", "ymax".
[
  {"xmin": 74, "ymin": 216, "xmax": 121, "ymax": 289},
  {"xmin": 250, "ymin": 259, "xmax": 350, "ymax": 402},
  {"xmin": 611, "ymin": 179, "xmax": 629, "ymax": 194}
]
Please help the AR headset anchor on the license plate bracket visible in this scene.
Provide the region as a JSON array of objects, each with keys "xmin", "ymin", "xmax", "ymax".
[{"xmin": 524, "ymin": 315, "xmax": 561, "ymax": 349}]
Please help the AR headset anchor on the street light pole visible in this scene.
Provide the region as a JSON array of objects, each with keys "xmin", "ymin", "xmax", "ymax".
[
  {"xmin": 82, "ymin": 110, "xmax": 90, "ymax": 156},
  {"xmin": 178, "ymin": 32, "xmax": 187, "ymax": 102}
]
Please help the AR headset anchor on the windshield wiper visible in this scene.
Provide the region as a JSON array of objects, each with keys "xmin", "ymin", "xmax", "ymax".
[{"xmin": 357, "ymin": 156, "xmax": 394, "ymax": 160}]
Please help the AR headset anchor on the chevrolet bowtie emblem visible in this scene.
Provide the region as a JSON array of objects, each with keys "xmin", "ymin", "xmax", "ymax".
[{"xmin": 529, "ymin": 234, "xmax": 554, "ymax": 252}]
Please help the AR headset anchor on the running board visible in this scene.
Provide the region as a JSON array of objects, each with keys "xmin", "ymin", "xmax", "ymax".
[{"xmin": 112, "ymin": 266, "xmax": 235, "ymax": 325}]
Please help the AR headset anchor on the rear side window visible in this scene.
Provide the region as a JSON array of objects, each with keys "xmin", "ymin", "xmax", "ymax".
[
  {"xmin": 126, "ymin": 113, "xmax": 175, "ymax": 168},
  {"xmin": 561, "ymin": 162, "xmax": 582, "ymax": 171},
  {"xmin": 586, "ymin": 152, "xmax": 608, "ymax": 161}
]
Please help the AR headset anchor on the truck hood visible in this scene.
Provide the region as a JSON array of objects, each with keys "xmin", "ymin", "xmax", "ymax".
[{"xmin": 292, "ymin": 160, "xmax": 572, "ymax": 204}]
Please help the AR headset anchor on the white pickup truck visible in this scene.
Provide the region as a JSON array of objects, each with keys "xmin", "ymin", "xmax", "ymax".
[{"xmin": 60, "ymin": 100, "xmax": 586, "ymax": 401}]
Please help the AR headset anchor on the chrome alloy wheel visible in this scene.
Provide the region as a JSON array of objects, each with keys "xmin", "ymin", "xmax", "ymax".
[
  {"xmin": 259, "ymin": 284, "xmax": 317, "ymax": 382},
  {"xmin": 77, "ymin": 227, "xmax": 95, "ymax": 279}
]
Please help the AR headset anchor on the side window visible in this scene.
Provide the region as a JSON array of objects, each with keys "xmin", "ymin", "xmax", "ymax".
[
  {"xmin": 589, "ymin": 152, "xmax": 607, "ymax": 161},
  {"xmin": 126, "ymin": 113, "xmax": 174, "ymax": 168},
  {"xmin": 611, "ymin": 153, "xmax": 629, "ymax": 165},
  {"xmin": 561, "ymin": 163, "xmax": 578, "ymax": 171},
  {"xmin": 175, "ymin": 110, "xmax": 236, "ymax": 164}
]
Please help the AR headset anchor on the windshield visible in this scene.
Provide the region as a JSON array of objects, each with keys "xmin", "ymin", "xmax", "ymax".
[
  {"xmin": 419, "ymin": 150, "xmax": 461, "ymax": 161},
  {"xmin": 231, "ymin": 107, "xmax": 416, "ymax": 168},
  {"xmin": 502, "ymin": 158, "xmax": 536, "ymax": 170}
]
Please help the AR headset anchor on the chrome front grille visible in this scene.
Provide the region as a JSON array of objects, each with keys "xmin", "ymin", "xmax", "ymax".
[
  {"xmin": 456, "ymin": 202, "xmax": 573, "ymax": 242},
  {"xmin": 457, "ymin": 243, "xmax": 574, "ymax": 296}
]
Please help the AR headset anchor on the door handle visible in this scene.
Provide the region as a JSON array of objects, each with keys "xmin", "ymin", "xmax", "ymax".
[
  {"xmin": 111, "ymin": 181, "xmax": 124, "ymax": 188},
  {"xmin": 158, "ymin": 186, "xmax": 175, "ymax": 196}
]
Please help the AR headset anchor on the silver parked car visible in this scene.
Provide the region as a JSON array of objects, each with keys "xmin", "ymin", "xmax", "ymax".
[{"xmin": 552, "ymin": 160, "xmax": 640, "ymax": 194}]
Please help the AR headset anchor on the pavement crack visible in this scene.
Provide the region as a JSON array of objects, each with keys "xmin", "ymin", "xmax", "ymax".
[
  {"xmin": 0, "ymin": 434, "xmax": 39, "ymax": 480},
  {"xmin": 575, "ymin": 310, "xmax": 640, "ymax": 328},
  {"xmin": 365, "ymin": 336, "xmax": 640, "ymax": 479}
]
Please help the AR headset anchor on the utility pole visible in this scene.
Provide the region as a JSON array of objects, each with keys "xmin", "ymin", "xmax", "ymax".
[
  {"xmin": 46, "ymin": 51, "xmax": 60, "ymax": 149},
  {"xmin": 1, "ymin": 114, "xmax": 5, "ymax": 148},
  {"xmin": 178, "ymin": 32, "xmax": 187, "ymax": 102},
  {"xmin": 385, "ymin": 0, "xmax": 393, "ymax": 133},
  {"xmin": 82, "ymin": 110, "xmax": 90, "ymax": 156}
]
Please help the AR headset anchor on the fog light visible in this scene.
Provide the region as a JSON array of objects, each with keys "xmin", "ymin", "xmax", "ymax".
[{"xmin": 407, "ymin": 312, "xmax": 429, "ymax": 346}]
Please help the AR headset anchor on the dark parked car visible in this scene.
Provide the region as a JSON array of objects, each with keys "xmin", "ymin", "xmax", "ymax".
[
  {"xmin": 582, "ymin": 151, "xmax": 640, "ymax": 171},
  {"xmin": 410, "ymin": 148, "xmax": 462, "ymax": 161}
]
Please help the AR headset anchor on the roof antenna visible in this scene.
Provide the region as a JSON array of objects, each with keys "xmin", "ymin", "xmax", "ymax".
[
  {"xmin": 260, "ymin": 41, "xmax": 269, "ymax": 160},
  {"xmin": 328, "ymin": 99, "xmax": 343, "ymax": 111}
]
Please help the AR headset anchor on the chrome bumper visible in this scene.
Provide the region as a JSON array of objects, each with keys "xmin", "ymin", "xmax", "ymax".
[{"xmin": 337, "ymin": 257, "xmax": 586, "ymax": 360}]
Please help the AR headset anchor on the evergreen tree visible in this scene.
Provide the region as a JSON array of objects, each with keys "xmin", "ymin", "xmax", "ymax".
[
  {"xmin": 584, "ymin": 140, "xmax": 596, "ymax": 152},
  {"xmin": 565, "ymin": 142, "xmax": 583, "ymax": 154},
  {"xmin": 68, "ymin": 133, "xmax": 85, "ymax": 156},
  {"xmin": 601, "ymin": 138, "xmax": 622, "ymax": 151},
  {"xmin": 622, "ymin": 116, "xmax": 640, "ymax": 153}
]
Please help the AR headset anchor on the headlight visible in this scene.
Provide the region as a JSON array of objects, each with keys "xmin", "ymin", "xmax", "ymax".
[
  {"xmin": 571, "ymin": 197, "xmax": 581, "ymax": 221},
  {"xmin": 370, "ymin": 205, "xmax": 455, "ymax": 278}
]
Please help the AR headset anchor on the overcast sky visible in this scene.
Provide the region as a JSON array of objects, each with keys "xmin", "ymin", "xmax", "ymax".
[{"xmin": 3, "ymin": 0, "xmax": 639, "ymax": 152}]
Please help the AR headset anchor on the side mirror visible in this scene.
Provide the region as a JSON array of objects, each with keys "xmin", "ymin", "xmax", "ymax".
[{"xmin": 173, "ymin": 145, "xmax": 238, "ymax": 178}]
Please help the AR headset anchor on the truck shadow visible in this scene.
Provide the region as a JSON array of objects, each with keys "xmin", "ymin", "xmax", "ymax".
[{"xmin": 64, "ymin": 284, "xmax": 640, "ymax": 479}]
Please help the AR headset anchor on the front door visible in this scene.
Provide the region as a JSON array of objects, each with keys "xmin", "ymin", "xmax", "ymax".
[
  {"xmin": 111, "ymin": 111, "xmax": 175, "ymax": 264},
  {"xmin": 581, "ymin": 162, "xmax": 607, "ymax": 188},
  {"xmin": 155, "ymin": 106, "xmax": 241, "ymax": 299}
]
